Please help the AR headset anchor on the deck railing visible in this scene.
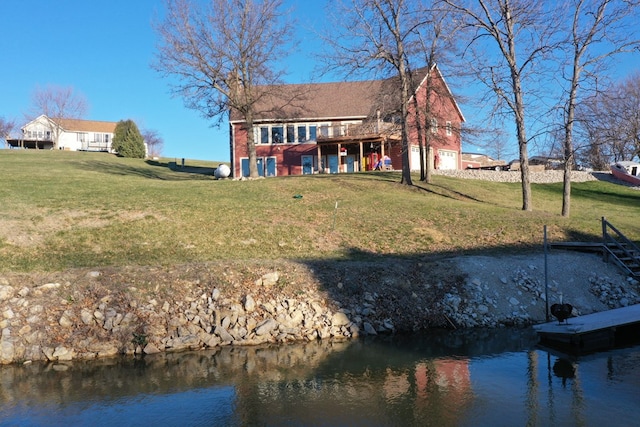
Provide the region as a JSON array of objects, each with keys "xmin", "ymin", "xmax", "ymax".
[{"xmin": 602, "ymin": 217, "xmax": 640, "ymax": 277}]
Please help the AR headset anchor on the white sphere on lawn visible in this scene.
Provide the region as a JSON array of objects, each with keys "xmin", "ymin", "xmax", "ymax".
[{"xmin": 215, "ymin": 164, "xmax": 231, "ymax": 178}]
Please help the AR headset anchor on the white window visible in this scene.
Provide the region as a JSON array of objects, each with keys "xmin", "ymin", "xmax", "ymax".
[
  {"xmin": 430, "ymin": 118, "xmax": 438, "ymax": 134},
  {"xmin": 259, "ymin": 127, "xmax": 269, "ymax": 144},
  {"xmin": 287, "ymin": 125, "xmax": 295, "ymax": 143},
  {"xmin": 254, "ymin": 123, "xmax": 323, "ymax": 144},
  {"xmin": 446, "ymin": 121, "xmax": 452, "ymax": 136}
]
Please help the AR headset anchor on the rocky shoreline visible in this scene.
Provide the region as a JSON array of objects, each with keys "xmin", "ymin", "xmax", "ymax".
[{"xmin": 1, "ymin": 253, "xmax": 638, "ymax": 365}]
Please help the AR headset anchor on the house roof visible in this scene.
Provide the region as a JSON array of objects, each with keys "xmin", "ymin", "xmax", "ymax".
[
  {"xmin": 23, "ymin": 115, "xmax": 117, "ymax": 133},
  {"xmin": 57, "ymin": 118, "xmax": 117, "ymax": 133},
  {"xmin": 229, "ymin": 80, "xmax": 388, "ymax": 123},
  {"xmin": 230, "ymin": 66, "xmax": 458, "ymax": 123}
]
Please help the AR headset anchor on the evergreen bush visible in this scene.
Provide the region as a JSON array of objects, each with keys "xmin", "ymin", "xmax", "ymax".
[{"xmin": 112, "ymin": 120, "xmax": 146, "ymax": 158}]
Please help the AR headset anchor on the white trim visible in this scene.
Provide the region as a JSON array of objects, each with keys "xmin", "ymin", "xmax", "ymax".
[{"xmin": 408, "ymin": 64, "xmax": 466, "ymax": 123}]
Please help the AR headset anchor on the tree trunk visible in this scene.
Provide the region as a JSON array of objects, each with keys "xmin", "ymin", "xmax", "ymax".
[
  {"xmin": 514, "ymin": 105, "xmax": 531, "ymax": 211},
  {"xmin": 511, "ymin": 62, "xmax": 531, "ymax": 211},
  {"xmin": 562, "ymin": 85, "xmax": 577, "ymax": 217},
  {"xmin": 400, "ymin": 72, "xmax": 413, "ymax": 186},
  {"xmin": 244, "ymin": 111, "xmax": 259, "ymax": 178},
  {"xmin": 411, "ymin": 95, "xmax": 427, "ymax": 182},
  {"xmin": 518, "ymin": 140, "xmax": 531, "ymax": 211}
]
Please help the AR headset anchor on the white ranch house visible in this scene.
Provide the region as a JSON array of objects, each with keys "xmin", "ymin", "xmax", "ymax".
[{"xmin": 8, "ymin": 115, "xmax": 117, "ymax": 152}]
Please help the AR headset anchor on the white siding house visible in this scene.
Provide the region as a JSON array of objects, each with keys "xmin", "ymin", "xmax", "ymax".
[{"xmin": 9, "ymin": 115, "xmax": 117, "ymax": 152}]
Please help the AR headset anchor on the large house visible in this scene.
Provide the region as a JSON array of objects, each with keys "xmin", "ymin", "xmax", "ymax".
[
  {"xmin": 229, "ymin": 65, "xmax": 465, "ymax": 177},
  {"xmin": 8, "ymin": 114, "xmax": 117, "ymax": 152}
]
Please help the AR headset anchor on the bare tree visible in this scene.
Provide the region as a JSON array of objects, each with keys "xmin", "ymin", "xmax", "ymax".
[
  {"xmin": 324, "ymin": 0, "xmax": 434, "ymax": 186},
  {"xmin": 556, "ymin": 0, "xmax": 640, "ymax": 217},
  {"xmin": 142, "ymin": 129, "xmax": 164, "ymax": 158},
  {"xmin": 0, "ymin": 116, "xmax": 16, "ymax": 148},
  {"xmin": 472, "ymin": 127, "xmax": 513, "ymax": 162},
  {"xmin": 577, "ymin": 73, "xmax": 640, "ymax": 167},
  {"xmin": 153, "ymin": 0, "xmax": 294, "ymax": 178},
  {"xmin": 611, "ymin": 75, "xmax": 640, "ymax": 161},
  {"xmin": 29, "ymin": 85, "xmax": 88, "ymax": 149},
  {"xmin": 445, "ymin": 0, "xmax": 559, "ymax": 211},
  {"xmin": 412, "ymin": 5, "xmax": 461, "ymax": 182}
]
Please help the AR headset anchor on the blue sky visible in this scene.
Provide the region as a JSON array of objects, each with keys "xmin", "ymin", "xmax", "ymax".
[
  {"xmin": 0, "ymin": 0, "xmax": 326, "ymax": 162},
  {"xmin": 1, "ymin": 1, "xmax": 638, "ymax": 162}
]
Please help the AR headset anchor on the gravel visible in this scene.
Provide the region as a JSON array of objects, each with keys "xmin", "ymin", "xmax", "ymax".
[{"xmin": 451, "ymin": 251, "xmax": 640, "ymax": 327}]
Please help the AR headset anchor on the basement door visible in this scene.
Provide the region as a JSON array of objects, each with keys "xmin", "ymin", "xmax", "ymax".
[
  {"xmin": 302, "ymin": 155, "xmax": 314, "ymax": 175},
  {"xmin": 240, "ymin": 157, "xmax": 265, "ymax": 177},
  {"xmin": 265, "ymin": 157, "xmax": 277, "ymax": 177}
]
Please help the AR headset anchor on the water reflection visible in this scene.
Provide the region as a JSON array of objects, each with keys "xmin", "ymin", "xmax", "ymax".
[{"xmin": 1, "ymin": 328, "xmax": 639, "ymax": 426}]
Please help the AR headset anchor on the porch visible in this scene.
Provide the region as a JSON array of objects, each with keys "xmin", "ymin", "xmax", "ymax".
[
  {"xmin": 6, "ymin": 138, "xmax": 54, "ymax": 150},
  {"xmin": 316, "ymin": 133, "xmax": 398, "ymax": 173}
]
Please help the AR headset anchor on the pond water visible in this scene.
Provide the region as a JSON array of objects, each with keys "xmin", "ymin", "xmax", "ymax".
[{"xmin": 1, "ymin": 328, "xmax": 638, "ymax": 427}]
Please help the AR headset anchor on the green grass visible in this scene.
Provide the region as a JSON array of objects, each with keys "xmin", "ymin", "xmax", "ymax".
[{"xmin": 1, "ymin": 150, "xmax": 639, "ymax": 272}]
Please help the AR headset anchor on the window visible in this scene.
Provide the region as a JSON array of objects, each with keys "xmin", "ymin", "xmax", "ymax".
[
  {"xmin": 272, "ymin": 126, "xmax": 283, "ymax": 143},
  {"xmin": 105, "ymin": 134, "xmax": 110, "ymax": 143},
  {"xmin": 260, "ymin": 127, "xmax": 269, "ymax": 144},
  {"xmin": 77, "ymin": 132, "xmax": 87, "ymax": 142},
  {"xmin": 446, "ymin": 121, "xmax": 452, "ymax": 136},
  {"xmin": 297, "ymin": 125, "xmax": 307, "ymax": 142},
  {"xmin": 252, "ymin": 123, "xmax": 324, "ymax": 144},
  {"xmin": 430, "ymin": 118, "xmax": 438, "ymax": 134},
  {"xmin": 287, "ymin": 125, "xmax": 295, "ymax": 143},
  {"xmin": 95, "ymin": 133, "xmax": 103, "ymax": 143},
  {"xmin": 319, "ymin": 125, "xmax": 329, "ymax": 138}
]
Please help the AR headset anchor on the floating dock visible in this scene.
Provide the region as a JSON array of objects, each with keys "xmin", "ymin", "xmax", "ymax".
[{"xmin": 534, "ymin": 304, "xmax": 640, "ymax": 353}]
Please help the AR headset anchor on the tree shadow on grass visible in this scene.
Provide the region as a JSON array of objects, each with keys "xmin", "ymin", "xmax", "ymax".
[
  {"xmin": 74, "ymin": 160, "xmax": 216, "ymax": 181},
  {"xmin": 147, "ymin": 159, "xmax": 217, "ymax": 177}
]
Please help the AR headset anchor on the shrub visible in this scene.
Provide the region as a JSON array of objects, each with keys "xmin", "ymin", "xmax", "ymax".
[{"xmin": 112, "ymin": 120, "xmax": 146, "ymax": 158}]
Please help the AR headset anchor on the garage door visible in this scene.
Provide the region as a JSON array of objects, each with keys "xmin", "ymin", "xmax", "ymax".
[{"xmin": 438, "ymin": 150, "xmax": 457, "ymax": 170}]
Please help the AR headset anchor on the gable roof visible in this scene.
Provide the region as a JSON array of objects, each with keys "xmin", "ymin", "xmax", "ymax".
[{"xmin": 411, "ymin": 64, "xmax": 466, "ymax": 123}]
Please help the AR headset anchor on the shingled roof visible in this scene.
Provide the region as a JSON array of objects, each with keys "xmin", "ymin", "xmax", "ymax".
[
  {"xmin": 56, "ymin": 118, "xmax": 117, "ymax": 133},
  {"xmin": 230, "ymin": 67, "xmax": 434, "ymax": 123}
]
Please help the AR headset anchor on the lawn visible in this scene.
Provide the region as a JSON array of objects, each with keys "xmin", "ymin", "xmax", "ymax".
[{"xmin": 1, "ymin": 150, "xmax": 639, "ymax": 272}]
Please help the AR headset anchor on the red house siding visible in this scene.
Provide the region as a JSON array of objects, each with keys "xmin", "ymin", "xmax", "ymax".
[
  {"xmin": 232, "ymin": 122, "xmax": 320, "ymax": 176},
  {"xmin": 407, "ymin": 71, "xmax": 464, "ymax": 170},
  {"xmin": 230, "ymin": 65, "xmax": 464, "ymax": 177}
]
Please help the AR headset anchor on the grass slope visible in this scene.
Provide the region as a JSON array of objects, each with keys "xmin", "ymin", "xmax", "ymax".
[{"xmin": 1, "ymin": 150, "xmax": 638, "ymax": 272}]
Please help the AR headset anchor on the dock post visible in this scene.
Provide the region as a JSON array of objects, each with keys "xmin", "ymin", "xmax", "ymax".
[
  {"xmin": 544, "ymin": 225, "xmax": 549, "ymax": 322},
  {"xmin": 601, "ymin": 216, "xmax": 608, "ymax": 263}
]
